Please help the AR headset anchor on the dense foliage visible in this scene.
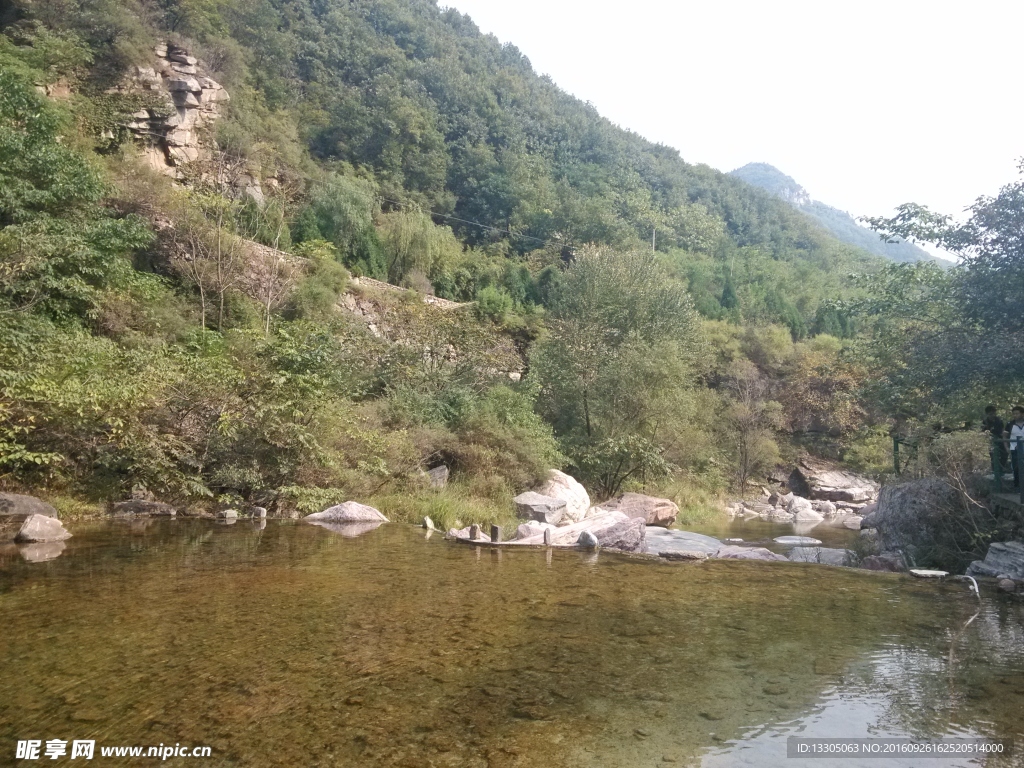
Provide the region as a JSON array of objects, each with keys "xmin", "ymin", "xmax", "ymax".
[{"xmin": 1, "ymin": 0, "xmax": 1017, "ymax": 534}]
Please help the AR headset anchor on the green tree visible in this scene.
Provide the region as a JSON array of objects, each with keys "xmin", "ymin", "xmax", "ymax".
[{"xmin": 531, "ymin": 247, "xmax": 704, "ymax": 496}]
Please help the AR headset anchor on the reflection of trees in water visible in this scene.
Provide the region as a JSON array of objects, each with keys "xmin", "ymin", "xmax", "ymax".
[{"xmin": 856, "ymin": 601, "xmax": 1024, "ymax": 744}]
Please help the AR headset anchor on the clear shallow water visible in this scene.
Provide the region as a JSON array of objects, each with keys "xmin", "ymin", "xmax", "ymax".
[{"xmin": 1, "ymin": 520, "xmax": 1023, "ymax": 767}]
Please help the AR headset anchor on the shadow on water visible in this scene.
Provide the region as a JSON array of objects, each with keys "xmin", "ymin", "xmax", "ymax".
[{"xmin": 1, "ymin": 520, "xmax": 1023, "ymax": 767}]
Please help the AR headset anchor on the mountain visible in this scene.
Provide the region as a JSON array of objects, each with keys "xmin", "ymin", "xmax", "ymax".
[{"xmin": 729, "ymin": 163, "xmax": 941, "ymax": 264}]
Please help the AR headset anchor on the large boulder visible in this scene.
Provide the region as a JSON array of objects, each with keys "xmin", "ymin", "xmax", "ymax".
[
  {"xmin": 860, "ymin": 553, "xmax": 906, "ymax": 573},
  {"xmin": 645, "ymin": 528, "xmax": 721, "ymax": 558},
  {"xmin": 536, "ymin": 470, "xmax": 590, "ymax": 523},
  {"xmin": 14, "ymin": 514, "xmax": 72, "ymax": 543},
  {"xmin": 788, "ymin": 496, "xmax": 824, "ymax": 522},
  {"xmin": 967, "ymin": 541, "xmax": 1024, "ymax": 580},
  {"xmin": 110, "ymin": 500, "xmax": 177, "ymax": 517},
  {"xmin": 788, "ymin": 464, "xmax": 878, "ymax": 503},
  {"xmin": 305, "ymin": 501, "xmax": 388, "ymax": 523},
  {"xmin": 513, "ymin": 492, "xmax": 567, "ymax": 525},
  {"xmin": 601, "ymin": 493, "xmax": 679, "ymax": 528},
  {"xmin": 0, "ymin": 493, "xmax": 59, "ymax": 519},
  {"xmin": 714, "ymin": 545, "xmax": 787, "ymax": 562},
  {"xmin": 593, "ymin": 517, "xmax": 646, "ymax": 553},
  {"xmin": 865, "ymin": 478, "xmax": 958, "ymax": 558}
]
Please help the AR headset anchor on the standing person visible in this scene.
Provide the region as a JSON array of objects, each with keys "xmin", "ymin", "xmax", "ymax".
[
  {"xmin": 1010, "ymin": 406, "xmax": 1024, "ymax": 491},
  {"xmin": 983, "ymin": 405, "xmax": 1008, "ymax": 480}
]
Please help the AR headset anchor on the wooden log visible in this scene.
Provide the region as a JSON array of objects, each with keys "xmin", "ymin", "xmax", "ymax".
[{"xmin": 491, "ymin": 524, "xmax": 503, "ymax": 543}]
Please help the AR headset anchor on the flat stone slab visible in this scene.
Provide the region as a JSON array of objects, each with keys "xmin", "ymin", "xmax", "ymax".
[
  {"xmin": 787, "ymin": 547, "xmax": 854, "ymax": 566},
  {"xmin": 909, "ymin": 569, "xmax": 949, "ymax": 578},
  {"xmin": 645, "ymin": 528, "xmax": 721, "ymax": 558},
  {"xmin": 773, "ymin": 536, "xmax": 822, "ymax": 546}
]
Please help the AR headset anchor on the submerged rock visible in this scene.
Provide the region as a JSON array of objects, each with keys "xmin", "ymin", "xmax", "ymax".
[
  {"xmin": 967, "ymin": 541, "xmax": 1024, "ymax": 580},
  {"xmin": 217, "ymin": 509, "xmax": 238, "ymax": 520},
  {"xmin": 306, "ymin": 501, "xmax": 388, "ymax": 523},
  {"xmin": 788, "ymin": 547, "xmax": 854, "ymax": 566},
  {"xmin": 773, "ymin": 536, "xmax": 822, "ymax": 546},
  {"xmin": 513, "ymin": 491, "xmax": 567, "ymax": 525},
  {"xmin": 645, "ymin": 529, "xmax": 721, "ymax": 558},
  {"xmin": 14, "ymin": 514, "xmax": 72, "ymax": 543},
  {"xmin": 714, "ymin": 545, "xmax": 787, "ymax": 562},
  {"xmin": 536, "ymin": 470, "xmax": 590, "ymax": 523},
  {"xmin": 601, "ymin": 492, "xmax": 679, "ymax": 528}
]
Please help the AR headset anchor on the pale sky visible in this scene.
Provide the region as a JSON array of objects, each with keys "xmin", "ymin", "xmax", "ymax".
[{"xmin": 446, "ymin": 0, "xmax": 1022, "ymax": 229}]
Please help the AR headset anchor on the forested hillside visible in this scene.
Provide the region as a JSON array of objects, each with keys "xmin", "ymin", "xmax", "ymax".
[
  {"xmin": 2, "ymin": 0, "xmax": 1016, "ymax": 531},
  {"xmin": 730, "ymin": 163, "xmax": 940, "ymax": 265}
]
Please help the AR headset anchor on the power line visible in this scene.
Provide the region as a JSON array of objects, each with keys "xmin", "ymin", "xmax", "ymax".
[{"xmin": 377, "ymin": 196, "xmax": 553, "ymax": 246}]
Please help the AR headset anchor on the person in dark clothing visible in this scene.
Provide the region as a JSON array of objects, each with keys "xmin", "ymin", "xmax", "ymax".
[
  {"xmin": 983, "ymin": 405, "xmax": 1008, "ymax": 479},
  {"xmin": 1010, "ymin": 406, "xmax": 1024, "ymax": 491}
]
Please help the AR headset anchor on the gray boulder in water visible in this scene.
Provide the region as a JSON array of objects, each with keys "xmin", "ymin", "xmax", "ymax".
[
  {"xmin": 513, "ymin": 492, "xmax": 567, "ymax": 525},
  {"xmin": 305, "ymin": 501, "xmax": 388, "ymax": 523},
  {"xmin": 577, "ymin": 530, "xmax": 600, "ymax": 549},
  {"xmin": 967, "ymin": 541, "xmax": 1024, "ymax": 580},
  {"xmin": 14, "ymin": 514, "xmax": 72, "ymax": 543},
  {"xmin": 593, "ymin": 517, "xmax": 646, "ymax": 553},
  {"xmin": 787, "ymin": 547, "xmax": 854, "ymax": 566}
]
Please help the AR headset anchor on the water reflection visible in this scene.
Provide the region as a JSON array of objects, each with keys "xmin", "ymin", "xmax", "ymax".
[{"xmin": 0, "ymin": 520, "xmax": 1020, "ymax": 767}]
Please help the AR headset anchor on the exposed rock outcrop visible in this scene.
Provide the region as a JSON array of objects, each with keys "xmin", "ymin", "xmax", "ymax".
[
  {"xmin": 645, "ymin": 529, "xmax": 721, "ymax": 559},
  {"xmin": 601, "ymin": 492, "xmax": 678, "ymax": 528},
  {"xmin": 788, "ymin": 462, "xmax": 878, "ymax": 504},
  {"xmin": 116, "ymin": 42, "xmax": 231, "ymax": 179}
]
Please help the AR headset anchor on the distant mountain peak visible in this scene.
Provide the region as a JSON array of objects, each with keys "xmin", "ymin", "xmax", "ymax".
[
  {"xmin": 731, "ymin": 163, "xmax": 811, "ymax": 207},
  {"xmin": 729, "ymin": 163, "xmax": 940, "ymax": 265}
]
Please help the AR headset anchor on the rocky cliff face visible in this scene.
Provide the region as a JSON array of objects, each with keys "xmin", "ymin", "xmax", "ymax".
[{"xmin": 112, "ymin": 42, "xmax": 230, "ymax": 178}]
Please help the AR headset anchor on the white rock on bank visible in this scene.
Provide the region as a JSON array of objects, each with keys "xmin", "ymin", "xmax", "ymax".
[
  {"xmin": 305, "ymin": 502, "xmax": 388, "ymax": 523},
  {"xmin": 536, "ymin": 470, "xmax": 590, "ymax": 523}
]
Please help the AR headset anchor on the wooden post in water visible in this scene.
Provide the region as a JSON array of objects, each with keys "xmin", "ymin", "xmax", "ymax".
[
  {"xmin": 469, "ymin": 524, "xmax": 480, "ymax": 541},
  {"xmin": 543, "ymin": 528, "xmax": 552, "ymax": 546},
  {"xmin": 491, "ymin": 524, "xmax": 502, "ymax": 543}
]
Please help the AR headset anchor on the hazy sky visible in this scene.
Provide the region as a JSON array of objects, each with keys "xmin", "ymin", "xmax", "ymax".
[{"xmin": 446, "ymin": 0, "xmax": 1022, "ymax": 226}]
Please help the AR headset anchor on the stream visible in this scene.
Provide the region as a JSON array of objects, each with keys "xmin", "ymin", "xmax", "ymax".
[{"xmin": 1, "ymin": 519, "xmax": 1022, "ymax": 766}]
